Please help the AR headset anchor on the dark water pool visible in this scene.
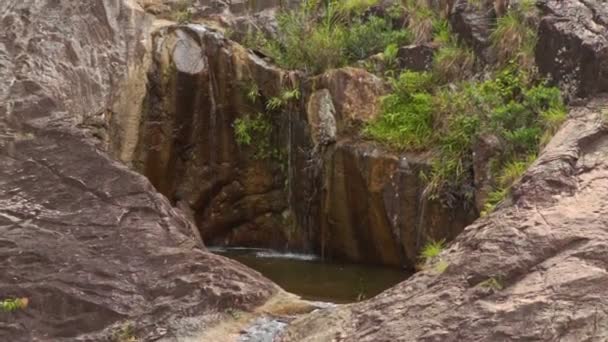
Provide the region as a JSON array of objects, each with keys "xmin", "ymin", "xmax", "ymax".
[{"xmin": 211, "ymin": 247, "xmax": 410, "ymax": 304}]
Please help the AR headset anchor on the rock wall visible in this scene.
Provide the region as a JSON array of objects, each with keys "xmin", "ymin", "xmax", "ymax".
[
  {"xmin": 320, "ymin": 141, "xmax": 475, "ymax": 267},
  {"xmin": 0, "ymin": 1, "xmax": 279, "ymax": 340},
  {"xmin": 118, "ymin": 24, "xmax": 316, "ymax": 250},
  {"xmin": 113, "ymin": 16, "xmax": 478, "ymax": 267},
  {"xmin": 279, "ymin": 94, "xmax": 608, "ymax": 342}
]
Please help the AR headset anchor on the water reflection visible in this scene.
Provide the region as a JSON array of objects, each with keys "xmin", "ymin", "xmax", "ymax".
[{"xmin": 211, "ymin": 247, "xmax": 410, "ymax": 303}]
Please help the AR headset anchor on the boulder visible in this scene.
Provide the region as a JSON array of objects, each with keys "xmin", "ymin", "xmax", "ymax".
[
  {"xmin": 536, "ymin": 0, "xmax": 608, "ymax": 98},
  {"xmin": 311, "ymin": 67, "xmax": 389, "ymax": 133},
  {"xmin": 0, "ymin": 1, "xmax": 278, "ymax": 340},
  {"xmin": 396, "ymin": 44, "xmax": 437, "ymax": 71},
  {"xmin": 449, "ymin": 0, "xmax": 496, "ymax": 63}
]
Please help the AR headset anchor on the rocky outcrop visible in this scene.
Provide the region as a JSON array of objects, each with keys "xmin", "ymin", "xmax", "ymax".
[
  {"xmin": 279, "ymin": 96, "xmax": 608, "ymax": 341},
  {"xmin": 449, "ymin": 0, "xmax": 496, "ymax": 63},
  {"xmin": 320, "ymin": 141, "xmax": 475, "ymax": 266},
  {"xmin": 121, "ymin": 24, "xmax": 311, "ymax": 250},
  {"xmin": 0, "ymin": 1, "xmax": 280, "ymax": 340},
  {"xmin": 536, "ymin": 0, "xmax": 608, "ymax": 98}
]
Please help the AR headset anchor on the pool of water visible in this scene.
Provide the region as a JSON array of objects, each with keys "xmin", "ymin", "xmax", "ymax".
[{"xmin": 210, "ymin": 247, "xmax": 410, "ymax": 303}]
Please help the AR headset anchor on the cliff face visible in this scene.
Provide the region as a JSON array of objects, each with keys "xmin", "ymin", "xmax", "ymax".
[
  {"xmin": 0, "ymin": 1, "xmax": 278, "ymax": 340},
  {"xmin": 116, "ymin": 21, "xmax": 476, "ymax": 267}
]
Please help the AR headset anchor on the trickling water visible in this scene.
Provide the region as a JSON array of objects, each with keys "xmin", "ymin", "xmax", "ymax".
[{"xmin": 211, "ymin": 247, "xmax": 410, "ymax": 303}]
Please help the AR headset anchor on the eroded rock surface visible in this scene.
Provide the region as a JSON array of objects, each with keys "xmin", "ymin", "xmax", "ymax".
[
  {"xmin": 0, "ymin": 1, "xmax": 278, "ymax": 340},
  {"xmin": 279, "ymin": 96, "xmax": 608, "ymax": 341},
  {"xmin": 536, "ymin": 0, "xmax": 608, "ymax": 98},
  {"xmin": 320, "ymin": 141, "xmax": 475, "ymax": 266}
]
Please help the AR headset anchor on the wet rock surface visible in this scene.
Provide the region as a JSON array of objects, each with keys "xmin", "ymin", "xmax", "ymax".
[
  {"xmin": 279, "ymin": 96, "xmax": 608, "ymax": 341},
  {"xmin": 125, "ymin": 24, "xmax": 308, "ymax": 250},
  {"xmin": 0, "ymin": 1, "xmax": 278, "ymax": 340},
  {"xmin": 320, "ymin": 141, "xmax": 475, "ymax": 267}
]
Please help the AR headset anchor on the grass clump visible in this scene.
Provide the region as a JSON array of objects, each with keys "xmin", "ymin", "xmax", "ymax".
[
  {"xmin": 363, "ymin": 71, "xmax": 435, "ymax": 149},
  {"xmin": 420, "ymin": 239, "xmax": 445, "ymax": 261},
  {"xmin": 113, "ymin": 323, "xmax": 138, "ymax": 342},
  {"xmin": 238, "ymin": 0, "xmax": 410, "ymax": 74},
  {"xmin": 480, "ymin": 276, "xmax": 504, "ymax": 291},
  {"xmin": 171, "ymin": 0, "xmax": 193, "ymax": 24},
  {"xmin": 491, "ymin": 0, "xmax": 538, "ymax": 70},
  {"xmin": 0, "ymin": 297, "xmax": 28, "ymax": 312},
  {"xmin": 365, "ymin": 64, "xmax": 567, "ymax": 211}
]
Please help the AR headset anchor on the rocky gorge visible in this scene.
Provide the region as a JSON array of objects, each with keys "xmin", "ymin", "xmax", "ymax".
[{"xmin": 1, "ymin": 0, "xmax": 608, "ymax": 341}]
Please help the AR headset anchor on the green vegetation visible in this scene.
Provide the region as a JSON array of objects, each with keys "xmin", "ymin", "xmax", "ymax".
[
  {"xmin": 418, "ymin": 239, "xmax": 448, "ymax": 274},
  {"xmin": 171, "ymin": 0, "xmax": 193, "ymax": 24},
  {"xmin": 434, "ymin": 259, "xmax": 449, "ymax": 273},
  {"xmin": 267, "ymin": 88, "xmax": 301, "ymax": 110},
  {"xmin": 480, "ymin": 276, "xmax": 504, "ymax": 291},
  {"xmin": 366, "ymin": 66, "xmax": 567, "ymax": 211},
  {"xmin": 113, "ymin": 323, "xmax": 138, "ymax": 342},
  {"xmin": 234, "ymin": 113, "xmax": 273, "ymax": 159},
  {"xmin": 420, "ymin": 239, "xmax": 445, "ymax": 261},
  {"xmin": 0, "ymin": 297, "xmax": 28, "ymax": 312},
  {"xmin": 239, "ymin": 0, "xmax": 411, "ymax": 74},
  {"xmin": 233, "ymin": 80, "xmax": 295, "ymax": 164},
  {"xmin": 491, "ymin": 0, "xmax": 538, "ymax": 70}
]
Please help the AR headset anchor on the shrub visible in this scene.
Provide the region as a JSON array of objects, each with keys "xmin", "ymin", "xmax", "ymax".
[
  {"xmin": 365, "ymin": 65, "xmax": 566, "ymax": 210},
  {"xmin": 404, "ymin": 0, "xmax": 436, "ymax": 43},
  {"xmin": 241, "ymin": 0, "xmax": 411, "ymax": 74},
  {"xmin": 364, "ymin": 71, "xmax": 435, "ymax": 149}
]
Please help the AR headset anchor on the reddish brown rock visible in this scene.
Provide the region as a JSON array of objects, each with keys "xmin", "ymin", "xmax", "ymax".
[
  {"xmin": 279, "ymin": 96, "xmax": 608, "ymax": 342},
  {"xmin": 0, "ymin": 1, "xmax": 278, "ymax": 340},
  {"xmin": 319, "ymin": 141, "xmax": 476, "ymax": 267},
  {"xmin": 536, "ymin": 0, "xmax": 608, "ymax": 98}
]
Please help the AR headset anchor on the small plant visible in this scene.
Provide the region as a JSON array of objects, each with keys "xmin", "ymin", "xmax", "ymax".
[
  {"xmin": 171, "ymin": 0, "xmax": 193, "ymax": 24},
  {"xmin": 234, "ymin": 113, "xmax": 271, "ymax": 147},
  {"xmin": 266, "ymin": 87, "xmax": 301, "ymax": 111},
  {"xmin": 226, "ymin": 308, "xmax": 242, "ymax": 320},
  {"xmin": 434, "ymin": 259, "xmax": 449, "ymax": 273},
  {"xmin": 480, "ymin": 276, "xmax": 504, "ymax": 291},
  {"xmin": 433, "ymin": 45, "xmax": 475, "ymax": 82},
  {"xmin": 497, "ymin": 155, "xmax": 535, "ymax": 188},
  {"xmin": 337, "ymin": 0, "xmax": 380, "ymax": 16},
  {"xmin": 113, "ymin": 323, "xmax": 138, "ymax": 342},
  {"xmin": 601, "ymin": 108, "xmax": 608, "ymax": 125},
  {"xmin": 420, "ymin": 239, "xmax": 445, "ymax": 262},
  {"xmin": 239, "ymin": 0, "xmax": 410, "ymax": 74},
  {"xmin": 0, "ymin": 297, "xmax": 28, "ymax": 312},
  {"xmin": 244, "ymin": 82, "xmax": 260, "ymax": 104},
  {"xmin": 383, "ymin": 43, "xmax": 399, "ymax": 68}
]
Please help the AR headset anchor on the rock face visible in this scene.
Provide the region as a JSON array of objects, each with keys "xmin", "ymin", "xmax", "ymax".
[
  {"xmin": 320, "ymin": 141, "xmax": 475, "ymax": 266},
  {"xmin": 279, "ymin": 96, "xmax": 608, "ymax": 341},
  {"xmin": 536, "ymin": 0, "xmax": 608, "ymax": 98},
  {"xmin": 119, "ymin": 24, "xmax": 311, "ymax": 250},
  {"xmin": 0, "ymin": 1, "xmax": 278, "ymax": 340}
]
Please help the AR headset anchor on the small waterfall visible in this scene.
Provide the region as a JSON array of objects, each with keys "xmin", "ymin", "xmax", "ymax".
[{"xmin": 415, "ymin": 185, "xmax": 431, "ymax": 250}]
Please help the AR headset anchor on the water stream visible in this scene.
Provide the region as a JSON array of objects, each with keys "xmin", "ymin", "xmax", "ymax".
[{"xmin": 211, "ymin": 247, "xmax": 410, "ymax": 304}]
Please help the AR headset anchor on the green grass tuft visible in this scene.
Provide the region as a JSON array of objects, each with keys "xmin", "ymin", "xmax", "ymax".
[{"xmin": 420, "ymin": 239, "xmax": 445, "ymax": 261}]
